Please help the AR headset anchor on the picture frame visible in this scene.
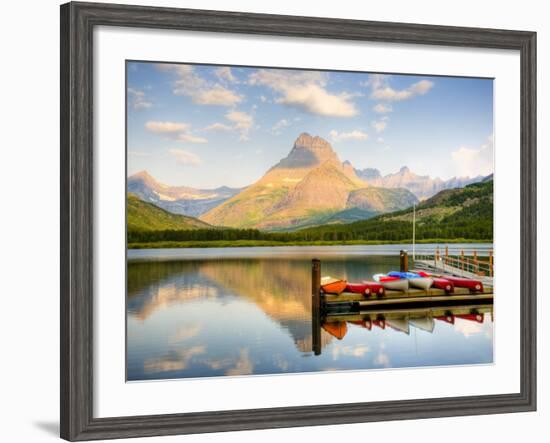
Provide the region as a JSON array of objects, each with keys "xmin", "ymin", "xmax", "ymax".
[{"xmin": 60, "ymin": 1, "xmax": 537, "ymax": 441}]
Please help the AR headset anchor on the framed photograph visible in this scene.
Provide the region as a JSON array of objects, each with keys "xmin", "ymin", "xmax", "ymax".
[{"xmin": 60, "ymin": 1, "xmax": 536, "ymax": 441}]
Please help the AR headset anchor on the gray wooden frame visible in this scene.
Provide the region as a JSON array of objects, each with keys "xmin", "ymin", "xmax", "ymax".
[{"xmin": 60, "ymin": 1, "xmax": 537, "ymax": 441}]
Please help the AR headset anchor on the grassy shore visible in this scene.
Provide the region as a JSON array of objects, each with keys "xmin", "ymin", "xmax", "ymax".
[{"xmin": 128, "ymin": 238, "xmax": 493, "ymax": 249}]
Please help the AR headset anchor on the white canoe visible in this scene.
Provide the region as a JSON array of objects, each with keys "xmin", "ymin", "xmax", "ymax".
[
  {"xmin": 408, "ymin": 277, "xmax": 434, "ymax": 290},
  {"xmin": 373, "ymin": 274, "xmax": 409, "ymax": 291}
]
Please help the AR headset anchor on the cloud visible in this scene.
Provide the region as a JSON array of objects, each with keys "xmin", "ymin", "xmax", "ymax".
[
  {"xmin": 369, "ymin": 74, "xmax": 434, "ymax": 101},
  {"xmin": 204, "ymin": 122, "xmax": 233, "ymax": 131},
  {"xmin": 249, "ymin": 69, "xmax": 358, "ymax": 117},
  {"xmin": 271, "ymin": 118, "xmax": 291, "ymax": 134},
  {"xmin": 128, "ymin": 87, "xmax": 152, "ymax": 110},
  {"xmin": 225, "ymin": 110, "xmax": 254, "ymax": 141},
  {"xmin": 145, "ymin": 120, "xmax": 207, "ymax": 144},
  {"xmin": 215, "ymin": 66, "xmax": 238, "ymax": 83},
  {"xmin": 174, "ymin": 133, "xmax": 208, "ymax": 144},
  {"xmin": 373, "ymin": 103, "xmax": 392, "ymax": 114},
  {"xmin": 145, "ymin": 121, "xmax": 189, "ymax": 133},
  {"xmin": 451, "ymin": 135, "xmax": 494, "ymax": 177},
  {"xmin": 157, "ymin": 63, "xmax": 242, "ymax": 106},
  {"xmin": 168, "ymin": 148, "xmax": 202, "ymax": 166},
  {"xmin": 329, "ymin": 129, "xmax": 368, "ymax": 142},
  {"xmin": 371, "ymin": 117, "xmax": 389, "ymax": 133},
  {"xmin": 377, "ymin": 137, "xmax": 385, "ymax": 143}
]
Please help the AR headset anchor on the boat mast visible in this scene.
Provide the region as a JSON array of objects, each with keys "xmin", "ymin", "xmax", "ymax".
[{"xmin": 412, "ymin": 202, "xmax": 416, "ymax": 260}]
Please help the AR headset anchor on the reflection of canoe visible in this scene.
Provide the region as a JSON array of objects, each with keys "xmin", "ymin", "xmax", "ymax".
[
  {"xmin": 432, "ymin": 277, "xmax": 454, "ymax": 293},
  {"xmin": 386, "ymin": 318, "xmax": 410, "ymax": 335},
  {"xmin": 441, "ymin": 276, "xmax": 484, "ymax": 292},
  {"xmin": 373, "ymin": 319, "xmax": 386, "ymax": 329},
  {"xmin": 349, "ymin": 320, "xmax": 372, "ymax": 330},
  {"xmin": 408, "ymin": 277, "xmax": 434, "ymax": 290},
  {"xmin": 409, "ymin": 317, "xmax": 435, "ymax": 333},
  {"xmin": 322, "ymin": 321, "xmax": 348, "ymax": 339},
  {"xmin": 456, "ymin": 313, "xmax": 484, "ymax": 323},
  {"xmin": 435, "ymin": 315, "xmax": 455, "ymax": 324},
  {"xmin": 321, "ymin": 276, "xmax": 347, "ymax": 294},
  {"xmin": 373, "ymin": 274, "xmax": 409, "ymax": 291}
]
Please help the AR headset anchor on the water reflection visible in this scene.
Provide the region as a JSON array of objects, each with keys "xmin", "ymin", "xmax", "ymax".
[{"xmin": 127, "ymin": 253, "xmax": 493, "ymax": 381}]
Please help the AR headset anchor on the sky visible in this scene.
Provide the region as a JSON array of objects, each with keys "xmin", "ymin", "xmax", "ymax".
[{"xmin": 127, "ymin": 61, "xmax": 493, "ymax": 189}]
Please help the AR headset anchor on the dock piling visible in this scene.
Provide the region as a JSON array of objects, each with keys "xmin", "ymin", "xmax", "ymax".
[
  {"xmin": 311, "ymin": 259, "xmax": 322, "ymax": 355},
  {"xmin": 400, "ymin": 250, "xmax": 409, "ymax": 272}
]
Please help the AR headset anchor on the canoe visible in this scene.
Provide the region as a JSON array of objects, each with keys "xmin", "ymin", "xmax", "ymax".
[
  {"xmin": 373, "ymin": 274, "xmax": 409, "ymax": 291},
  {"xmin": 321, "ymin": 276, "xmax": 347, "ymax": 294},
  {"xmin": 372, "ymin": 319, "xmax": 386, "ymax": 329},
  {"xmin": 432, "ymin": 277, "xmax": 454, "ymax": 293},
  {"xmin": 441, "ymin": 276, "xmax": 484, "ymax": 292},
  {"xmin": 362, "ymin": 281, "xmax": 386, "ymax": 296},
  {"xmin": 408, "ymin": 277, "xmax": 434, "ymax": 290},
  {"xmin": 345, "ymin": 283, "xmax": 372, "ymax": 295},
  {"xmin": 388, "ymin": 271, "xmax": 421, "ymax": 279}
]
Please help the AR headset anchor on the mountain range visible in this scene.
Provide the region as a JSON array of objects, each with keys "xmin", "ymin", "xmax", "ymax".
[
  {"xmin": 354, "ymin": 165, "xmax": 483, "ymax": 200},
  {"xmin": 128, "ymin": 133, "xmax": 488, "ymax": 231},
  {"xmin": 200, "ymin": 133, "xmax": 417, "ymax": 230}
]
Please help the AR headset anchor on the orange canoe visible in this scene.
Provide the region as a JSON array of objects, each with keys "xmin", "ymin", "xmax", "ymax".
[
  {"xmin": 320, "ymin": 276, "xmax": 347, "ymax": 294},
  {"xmin": 322, "ymin": 321, "xmax": 348, "ymax": 340}
]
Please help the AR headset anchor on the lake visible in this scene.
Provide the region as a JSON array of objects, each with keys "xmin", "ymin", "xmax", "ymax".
[{"xmin": 127, "ymin": 244, "xmax": 493, "ymax": 381}]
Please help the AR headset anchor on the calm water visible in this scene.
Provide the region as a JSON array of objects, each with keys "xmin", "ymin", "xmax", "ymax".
[{"xmin": 127, "ymin": 245, "xmax": 493, "ymax": 381}]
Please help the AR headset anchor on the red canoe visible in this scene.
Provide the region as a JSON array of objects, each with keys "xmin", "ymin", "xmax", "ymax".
[
  {"xmin": 442, "ymin": 276, "xmax": 484, "ymax": 292},
  {"xmin": 363, "ymin": 281, "xmax": 385, "ymax": 296},
  {"xmin": 372, "ymin": 319, "xmax": 386, "ymax": 329},
  {"xmin": 345, "ymin": 283, "xmax": 372, "ymax": 295},
  {"xmin": 345, "ymin": 282, "xmax": 385, "ymax": 296},
  {"xmin": 432, "ymin": 277, "xmax": 454, "ymax": 293}
]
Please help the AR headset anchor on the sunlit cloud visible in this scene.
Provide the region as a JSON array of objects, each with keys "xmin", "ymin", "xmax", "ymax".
[
  {"xmin": 271, "ymin": 118, "xmax": 291, "ymax": 134},
  {"xmin": 371, "ymin": 116, "xmax": 389, "ymax": 133},
  {"xmin": 204, "ymin": 123, "xmax": 233, "ymax": 132},
  {"xmin": 157, "ymin": 63, "xmax": 242, "ymax": 106},
  {"xmin": 215, "ymin": 66, "xmax": 238, "ymax": 83},
  {"xmin": 145, "ymin": 121, "xmax": 189, "ymax": 133},
  {"xmin": 225, "ymin": 110, "xmax": 254, "ymax": 141},
  {"xmin": 128, "ymin": 87, "xmax": 153, "ymax": 110},
  {"xmin": 249, "ymin": 69, "xmax": 358, "ymax": 117},
  {"xmin": 168, "ymin": 148, "xmax": 202, "ymax": 166},
  {"xmin": 329, "ymin": 129, "xmax": 368, "ymax": 142},
  {"xmin": 451, "ymin": 135, "xmax": 493, "ymax": 177},
  {"xmin": 369, "ymin": 74, "xmax": 434, "ymax": 101},
  {"xmin": 373, "ymin": 103, "xmax": 393, "ymax": 114}
]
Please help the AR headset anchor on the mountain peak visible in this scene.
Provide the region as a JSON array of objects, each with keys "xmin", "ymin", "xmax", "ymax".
[{"xmin": 272, "ymin": 133, "xmax": 339, "ymax": 170}]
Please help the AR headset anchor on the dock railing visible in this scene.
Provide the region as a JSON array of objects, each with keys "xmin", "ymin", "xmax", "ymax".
[{"xmin": 415, "ymin": 247, "xmax": 493, "ymax": 278}]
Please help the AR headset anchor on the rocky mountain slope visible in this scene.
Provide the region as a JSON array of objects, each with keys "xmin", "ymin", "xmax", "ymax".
[
  {"xmin": 127, "ymin": 192, "xmax": 213, "ymax": 232},
  {"xmin": 128, "ymin": 170, "xmax": 241, "ymax": 217}
]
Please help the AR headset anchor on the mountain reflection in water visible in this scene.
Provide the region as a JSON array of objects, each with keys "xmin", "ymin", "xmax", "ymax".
[{"xmin": 127, "ymin": 254, "xmax": 493, "ymax": 381}]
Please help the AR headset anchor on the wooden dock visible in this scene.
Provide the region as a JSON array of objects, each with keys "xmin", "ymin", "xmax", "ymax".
[{"xmin": 311, "ymin": 257, "xmax": 493, "ymax": 313}]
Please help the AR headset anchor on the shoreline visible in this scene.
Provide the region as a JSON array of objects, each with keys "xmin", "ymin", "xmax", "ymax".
[{"xmin": 128, "ymin": 238, "xmax": 493, "ymax": 250}]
